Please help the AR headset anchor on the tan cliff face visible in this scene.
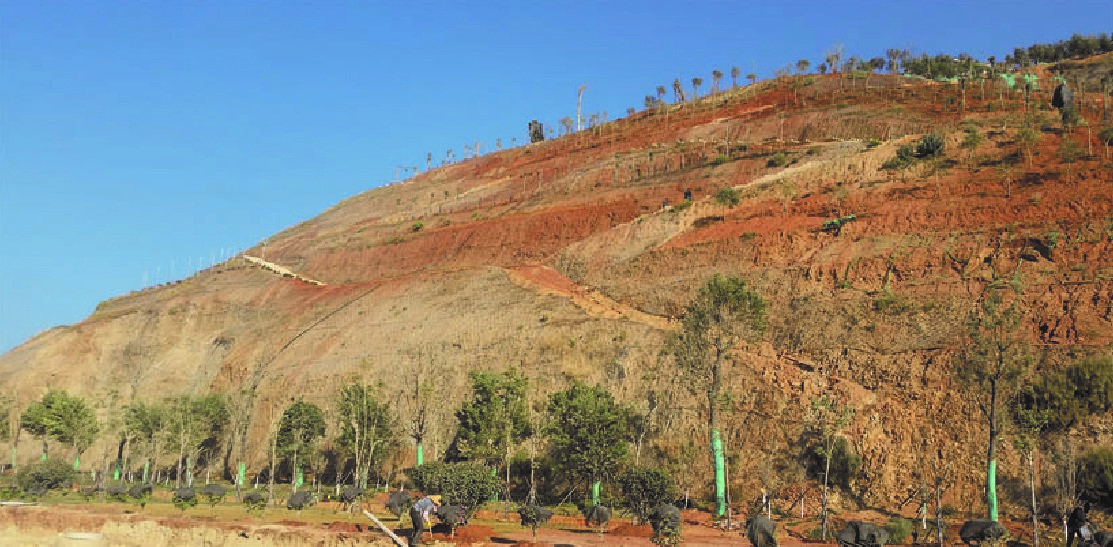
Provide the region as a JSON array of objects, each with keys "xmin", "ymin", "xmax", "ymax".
[{"xmin": 3, "ymin": 70, "xmax": 1112, "ymax": 514}]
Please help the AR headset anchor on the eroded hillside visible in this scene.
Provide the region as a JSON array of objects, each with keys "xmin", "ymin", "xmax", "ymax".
[{"xmin": 3, "ymin": 70, "xmax": 1111, "ymax": 513}]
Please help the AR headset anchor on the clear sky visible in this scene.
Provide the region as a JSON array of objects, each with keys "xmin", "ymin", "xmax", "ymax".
[{"xmin": 1, "ymin": 0, "xmax": 1110, "ymax": 353}]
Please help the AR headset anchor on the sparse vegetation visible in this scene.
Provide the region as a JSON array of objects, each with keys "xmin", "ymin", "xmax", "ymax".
[{"xmin": 714, "ymin": 187, "xmax": 740, "ymax": 207}]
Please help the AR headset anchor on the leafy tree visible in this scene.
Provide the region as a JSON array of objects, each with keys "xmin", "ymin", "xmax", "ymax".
[
  {"xmin": 807, "ymin": 395, "xmax": 854, "ymax": 540},
  {"xmin": 408, "ymin": 461, "xmax": 502, "ymax": 518},
  {"xmin": 336, "ymin": 382, "xmax": 397, "ymax": 489},
  {"xmin": 669, "ymin": 274, "xmax": 767, "ymax": 518},
  {"xmin": 711, "ymin": 70, "xmax": 723, "ymax": 94},
  {"xmin": 545, "ymin": 382, "xmax": 632, "ymax": 506},
  {"xmin": 618, "ymin": 466, "xmax": 677, "ymax": 524},
  {"xmin": 276, "ymin": 400, "xmax": 326, "ymax": 491},
  {"xmin": 123, "ymin": 401, "xmax": 167, "ymax": 484},
  {"xmin": 747, "ymin": 72, "xmax": 757, "ymax": 86},
  {"xmin": 1016, "ymin": 127, "xmax": 1040, "ymax": 167},
  {"xmin": 714, "ymin": 187, "xmax": 740, "ymax": 207},
  {"xmin": 730, "ymin": 67, "xmax": 740, "ymax": 89},
  {"xmin": 166, "ymin": 394, "xmax": 229, "ymax": 488},
  {"xmin": 20, "ymin": 389, "xmax": 99, "ymax": 468},
  {"xmin": 961, "ymin": 129, "xmax": 984, "ymax": 170},
  {"xmin": 804, "ymin": 435, "xmax": 860, "ymax": 489},
  {"xmin": 796, "ymin": 59, "xmax": 810, "ymax": 74},
  {"xmin": 957, "ymin": 289, "xmax": 1029, "ymax": 522},
  {"xmin": 656, "ymin": 85, "xmax": 667, "ymax": 105},
  {"xmin": 454, "ymin": 369, "xmax": 531, "ymax": 488},
  {"xmin": 1098, "ymin": 126, "xmax": 1113, "ymax": 159}
]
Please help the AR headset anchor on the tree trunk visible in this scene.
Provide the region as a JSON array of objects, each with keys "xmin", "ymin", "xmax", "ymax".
[
  {"xmin": 1028, "ymin": 452, "xmax": 1040, "ymax": 547},
  {"xmin": 268, "ymin": 429, "xmax": 277, "ymax": 506},
  {"xmin": 935, "ymin": 476, "xmax": 945, "ymax": 547},
  {"xmin": 821, "ymin": 440, "xmax": 832, "ymax": 540},
  {"xmin": 987, "ymin": 379, "xmax": 999, "ymax": 521},
  {"xmin": 292, "ymin": 451, "xmax": 299, "ymax": 493},
  {"xmin": 709, "ymin": 352, "xmax": 726, "ymax": 519}
]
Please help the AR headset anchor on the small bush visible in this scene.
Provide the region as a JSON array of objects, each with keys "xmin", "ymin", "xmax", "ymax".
[
  {"xmin": 411, "ymin": 221, "xmax": 424, "ymax": 232},
  {"xmin": 173, "ymin": 486, "xmax": 198, "ymax": 511},
  {"xmin": 883, "ymin": 144, "xmax": 917, "ymax": 170},
  {"xmin": 885, "ymin": 518, "xmax": 913, "ymax": 544},
  {"xmin": 768, "ymin": 152, "xmax": 788, "ymax": 168},
  {"xmin": 805, "ymin": 437, "xmax": 861, "ymax": 488},
  {"xmin": 710, "ymin": 154, "xmax": 729, "ymax": 166},
  {"xmin": 916, "ymin": 133, "xmax": 945, "ymax": 158},
  {"xmin": 200, "ymin": 483, "xmax": 226, "ymax": 507},
  {"xmin": 618, "ymin": 466, "xmax": 677, "ymax": 524},
  {"xmin": 714, "ymin": 187, "xmax": 740, "ymax": 207},
  {"xmin": 407, "ymin": 461, "xmax": 501, "ymax": 518},
  {"xmin": 14, "ymin": 459, "xmax": 75, "ymax": 493},
  {"xmin": 866, "ymin": 138, "xmax": 882, "ymax": 148},
  {"xmin": 243, "ymin": 491, "xmax": 267, "ymax": 513},
  {"xmin": 1078, "ymin": 447, "xmax": 1113, "ymax": 506}
]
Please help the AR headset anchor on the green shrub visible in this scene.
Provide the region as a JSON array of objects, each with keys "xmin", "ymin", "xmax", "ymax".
[
  {"xmin": 243, "ymin": 491, "xmax": 267, "ymax": 513},
  {"xmin": 14, "ymin": 458, "xmax": 75, "ymax": 492},
  {"xmin": 768, "ymin": 152, "xmax": 788, "ymax": 168},
  {"xmin": 1078, "ymin": 447, "xmax": 1113, "ymax": 506},
  {"xmin": 883, "ymin": 144, "xmax": 917, "ymax": 170},
  {"xmin": 618, "ymin": 466, "xmax": 677, "ymax": 524},
  {"xmin": 173, "ymin": 487, "xmax": 198, "ymax": 511},
  {"xmin": 710, "ymin": 154, "xmax": 729, "ymax": 166},
  {"xmin": 915, "ymin": 133, "xmax": 945, "ymax": 158},
  {"xmin": 408, "ymin": 461, "xmax": 501, "ymax": 518},
  {"xmin": 885, "ymin": 518, "xmax": 913, "ymax": 544},
  {"xmin": 866, "ymin": 138, "xmax": 882, "ymax": 148},
  {"xmin": 714, "ymin": 187, "xmax": 740, "ymax": 207},
  {"xmin": 411, "ymin": 221, "xmax": 424, "ymax": 232},
  {"xmin": 1020, "ymin": 356, "xmax": 1113, "ymax": 431}
]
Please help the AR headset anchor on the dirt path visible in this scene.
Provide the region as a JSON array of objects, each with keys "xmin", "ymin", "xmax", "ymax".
[{"xmin": 505, "ymin": 264, "xmax": 673, "ymax": 331}]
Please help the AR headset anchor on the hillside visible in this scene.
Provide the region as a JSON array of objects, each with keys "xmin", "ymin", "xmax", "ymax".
[{"xmin": 2, "ymin": 69, "xmax": 1111, "ymax": 515}]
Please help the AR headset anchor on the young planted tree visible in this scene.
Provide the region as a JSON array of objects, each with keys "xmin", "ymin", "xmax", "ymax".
[
  {"xmin": 691, "ymin": 77, "xmax": 703, "ymax": 99},
  {"xmin": 1012, "ymin": 401, "xmax": 1050, "ymax": 547},
  {"xmin": 807, "ymin": 395, "xmax": 855, "ymax": 540},
  {"xmin": 711, "ymin": 70, "xmax": 723, "ymax": 94},
  {"xmin": 669, "ymin": 274, "xmax": 767, "ymax": 518},
  {"xmin": 672, "ymin": 79, "xmax": 686, "ymax": 103},
  {"xmin": 747, "ymin": 72, "xmax": 757, "ymax": 86},
  {"xmin": 957, "ymin": 288, "xmax": 1029, "ymax": 521},
  {"xmin": 20, "ymin": 389, "xmax": 99, "ymax": 469},
  {"xmin": 336, "ymin": 382, "xmax": 397, "ymax": 489},
  {"xmin": 166, "ymin": 394, "xmax": 229, "ymax": 488},
  {"xmin": 545, "ymin": 382, "xmax": 632, "ymax": 507},
  {"xmin": 453, "ymin": 369, "xmax": 531, "ymax": 496},
  {"xmin": 730, "ymin": 67, "xmax": 740, "ymax": 89},
  {"xmin": 656, "ymin": 85, "xmax": 667, "ymax": 105},
  {"xmin": 276, "ymin": 400, "xmax": 326, "ymax": 492},
  {"xmin": 796, "ymin": 59, "xmax": 810, "ymax": 75},
  {"xmin": 123, "ymin": 401, "xmax": 167, "ymax": 483}
]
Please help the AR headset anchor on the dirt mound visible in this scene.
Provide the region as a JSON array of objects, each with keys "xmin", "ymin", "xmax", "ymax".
[{"xmin": 612, "ymin": 523, "xmax": 654, "ymax": 537}]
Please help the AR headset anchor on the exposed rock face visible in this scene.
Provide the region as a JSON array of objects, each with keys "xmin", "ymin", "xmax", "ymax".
[{"xmin": 2, "ymin": 73, "xmax": 1111, "ymax": 514}]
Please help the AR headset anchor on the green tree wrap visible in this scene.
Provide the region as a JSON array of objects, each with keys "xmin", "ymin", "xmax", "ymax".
[
  {"xmin": 712, "ymin": 428, "xmax": 726, "ymax": 517},
  {"xmin": 238, "ymin": 462, "xmax": 245, "ymax": 487},
  {"xmin": 988, "ymin": 459, "xmax": 998, "ymax": 521},
  {"xmin": 73, "ymin": 455, "xmax": 80, "ymax": 471},
  {"xmin": 114, "ymin": 458, "xmax": 121, "ymax": 481},
  {"xmin": 592, "ymin": 480, "xmax": 601, "ymax": 507},
  {"xmin": 417, "ymin": 444, "xmax": 423, "ymax": 467},
  {"xmin": 295, "ymin": 466, "xmax": 303, "ymax": 488},
  {"xmin": 143, "ymin": 460, "xmax": 150, "ymax": 483}
]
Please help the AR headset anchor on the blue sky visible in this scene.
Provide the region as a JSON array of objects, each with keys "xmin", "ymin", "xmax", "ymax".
[{"xmin": 1, "ymin": 0, "xmax": 1110, "ymax": 353}]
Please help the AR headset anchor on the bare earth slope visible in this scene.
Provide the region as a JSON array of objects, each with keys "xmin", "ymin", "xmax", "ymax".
[{"xmin": 3, "ymin": 72, "xmax": 1112, "ymax": 516}]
